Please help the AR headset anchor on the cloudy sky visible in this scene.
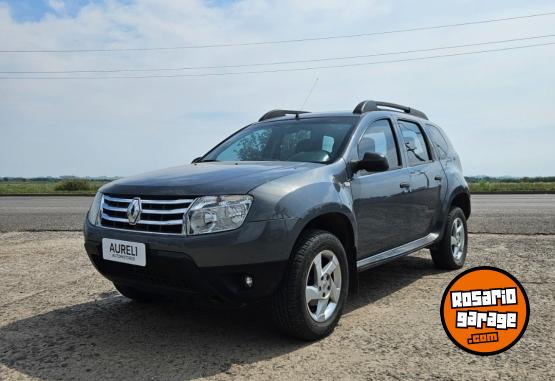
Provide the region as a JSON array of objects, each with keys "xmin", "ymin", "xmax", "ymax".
[{"xmin": 1, "ymin": 0, "xmax": 554, "ymax": 177}]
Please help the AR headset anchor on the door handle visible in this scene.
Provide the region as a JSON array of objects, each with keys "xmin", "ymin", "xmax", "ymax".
[
  {"xmin": 434, "ymin": 175, "xmax": 442, "ymax": 181},
  {"xmin": 400, "ymin": 182, "xmax": 410, "ymax": 189}
]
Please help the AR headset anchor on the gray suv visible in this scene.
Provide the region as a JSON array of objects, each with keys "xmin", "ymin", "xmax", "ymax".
[{"xmin": 84, "ymin": 100, "xmax": 470, "ymax": 340}]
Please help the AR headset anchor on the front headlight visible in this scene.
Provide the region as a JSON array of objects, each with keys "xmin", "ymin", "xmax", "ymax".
[
  {"xmin": 185, "ymin": 195, "xmax": 253, "ymax": 235},
  {"xmin": 87, "ymin": 192, "xmax": 103, "ymax": 226}
]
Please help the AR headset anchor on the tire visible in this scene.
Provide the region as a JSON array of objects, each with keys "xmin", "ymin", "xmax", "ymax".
[
  {"xmin": 271, "ymin": 229, "xmax": 349, "ymax": 341},
  {"xmin": 430, "ymin": 207, "xmax": 468, "ymax": 270},
  {"xmin": 114, "ymin": 283, "xmax": 161, "ymax": 303}
]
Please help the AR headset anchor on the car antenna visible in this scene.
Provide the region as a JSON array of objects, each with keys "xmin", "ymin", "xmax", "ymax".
[{"xmin": 300, "ymin": 77, "xmax": 319, "ymax": 112}]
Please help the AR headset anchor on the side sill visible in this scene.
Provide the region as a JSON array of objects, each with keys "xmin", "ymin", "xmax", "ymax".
[{"xmin": 356, "ymin": 233, "xmax": 439, "ymax": 271}]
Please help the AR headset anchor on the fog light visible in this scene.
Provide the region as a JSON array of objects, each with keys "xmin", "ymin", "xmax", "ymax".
[{"xmin": 244, "ymin": 275, "xmax": 253, "ymax": 288}]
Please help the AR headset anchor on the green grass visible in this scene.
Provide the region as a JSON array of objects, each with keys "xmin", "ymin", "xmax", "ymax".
[
  {"xmin": 469, "ymin": 181, "xmax": 555, "ymax": 193},
  {"xmin": 54, "ymin": 179, "xmax": 92, "ymax": 192},
  {"xmin": 0, "ymin": 180, "xmax": 107, "ymax": 195},
  {"xmin": 1, "ymin": 179, "xmax": 554, "ymax": 195}
]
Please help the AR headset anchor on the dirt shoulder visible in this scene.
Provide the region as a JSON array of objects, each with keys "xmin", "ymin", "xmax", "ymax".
[{"xmin": 0, "ymin": 232, "xmax": 553, "ymax": 380}]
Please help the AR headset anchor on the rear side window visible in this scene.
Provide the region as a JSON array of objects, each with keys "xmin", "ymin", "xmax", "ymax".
[
  {"xmin": 398, "ymin": 120, "xmax": 431, "ymax": 166},
  {"xmin": 357, "ymin": 119, "xmax": 400, "ymax": 168},
  {"xmin": 425, "ymin": 124, "xmax": 450, "ymax": 160}
]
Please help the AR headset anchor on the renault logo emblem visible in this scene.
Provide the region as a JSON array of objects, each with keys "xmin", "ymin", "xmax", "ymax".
[{"xmin": 127, "ymin": 198, "xmax": 142, "ymax": 225}]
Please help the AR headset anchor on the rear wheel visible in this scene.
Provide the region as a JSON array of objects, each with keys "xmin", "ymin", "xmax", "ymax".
[
  {"xmin": 114, "ymin": 283, "xmax": 161, "ymax": 303},
  {"xmin": 430, "ymin": 207, "xmax": 468, "ymax": 269},
  {"xmin": 271, "ymin": 229, "xmax": 349, "ymax": 341}
]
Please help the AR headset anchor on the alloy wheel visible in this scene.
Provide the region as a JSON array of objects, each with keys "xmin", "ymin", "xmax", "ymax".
[
  {"xmin": 305, "ymin": 250, "xmax": 342, "ymax": 322},
  {"xmin": 451, "ymin": 217, "xmax": 465, "ymax": 261}
]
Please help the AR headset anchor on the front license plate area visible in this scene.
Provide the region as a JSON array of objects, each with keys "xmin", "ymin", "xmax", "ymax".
[{"xmin": 102, "ymin": 238, "xmax": 146, "ymax": 267}]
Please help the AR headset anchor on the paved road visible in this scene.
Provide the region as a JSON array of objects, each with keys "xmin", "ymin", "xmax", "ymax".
[
  {"xmin": 470, "ymin": 194, "xmax": 555, "ymax": 234},
  {"xmin": 0, "ymin": 194, "xmax": 554, "ymax": 234},
  {"xmin": 0, "ymin": 196, "xmax": 92, "ymax": 232}
]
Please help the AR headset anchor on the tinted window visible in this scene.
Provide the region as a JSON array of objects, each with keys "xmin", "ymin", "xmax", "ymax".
[
  {"xmin": 426, "ymin": 124, "xmax": 450, "ymax": 160},
  {"xmin": 398, "ymin": 120, "xmax": 431, "ymax": 166},
  {"xmin": 357, "ymin": 119, "xmax": 400, "ymax": 168},
  {"xmin": 203, "ymin": 117, "xmax": 357, "ymax": 163}
]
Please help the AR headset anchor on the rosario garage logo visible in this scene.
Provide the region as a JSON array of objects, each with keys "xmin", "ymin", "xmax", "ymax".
[{"xmin": 440, "ymin": 266, "xmax": 529, "ymax": 355}]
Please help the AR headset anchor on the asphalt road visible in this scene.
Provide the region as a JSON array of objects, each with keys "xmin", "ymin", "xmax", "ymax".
[
  {"xmin": 470, "ymin": 194, "xmax": 555, "ymax": 234},
  {"xmin": 0, "ymin": 194, "xmax": 554, "ymax": 234},
  {"xmin": 0, "ymin": 196, "xmax": 92, "ymax": 232}
]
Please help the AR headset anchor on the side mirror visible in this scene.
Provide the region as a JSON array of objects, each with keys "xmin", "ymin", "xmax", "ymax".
[
  {"xmin": 191, "ymin": 157, "xmax": 202, "ymax": 164},
  {"xmin": 351, "ymin": 152, "xmax": 389, "ymax": 173}
]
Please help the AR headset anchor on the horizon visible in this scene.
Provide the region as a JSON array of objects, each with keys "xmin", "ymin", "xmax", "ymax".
[{"xmin": 2, "ymin": 173, "xmax": 555, "ymax": 180}]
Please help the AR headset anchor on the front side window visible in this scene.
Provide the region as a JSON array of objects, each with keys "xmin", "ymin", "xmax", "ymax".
[
  {"xmin": 357, "ymin": 119, "xmax": 400, "ymax": 169},
  {"xmin": 202, "ymin": 117, "xmax": 358, "ymax": 164},
  {"xmin": 398, "ymin": 120, "xmax": 431, "ymax": 166}
]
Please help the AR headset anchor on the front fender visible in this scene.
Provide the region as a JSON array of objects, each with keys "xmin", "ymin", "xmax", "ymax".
[
  {"xmin": 247, "ymin": 160, "xmax": 352, "ymax": 220},
  {"xmin": 247, "ymin": 160, "xmax": 356, "ymax": 252},
  {"xmin": 288, "ymin": 201, "xmax": 357, "ymax": 248}
]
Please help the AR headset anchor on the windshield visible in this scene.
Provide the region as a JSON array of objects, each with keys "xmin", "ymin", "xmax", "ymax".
[{"xmin": 202, "ymin": 116, "xmax": 358, "ymax": 163}]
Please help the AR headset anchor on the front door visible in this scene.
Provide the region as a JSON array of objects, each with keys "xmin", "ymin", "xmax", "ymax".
[{"xmin": 351, "ymin": 119, "xmax": 412, "ymax": 257}]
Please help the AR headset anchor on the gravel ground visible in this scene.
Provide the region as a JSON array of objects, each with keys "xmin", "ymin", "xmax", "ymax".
[{"xmin": 0, "ymin": 232, "xmax": 553, "ymax": 380}]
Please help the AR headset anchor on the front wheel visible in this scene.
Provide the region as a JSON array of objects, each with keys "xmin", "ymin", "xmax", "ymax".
[
  {"xmin": 430, "ymin": 207, "xmax": 468, "ymax": 269},
  {"xmin": 271, "ymin": 229, "xmax": 349, "ymax": 341}
]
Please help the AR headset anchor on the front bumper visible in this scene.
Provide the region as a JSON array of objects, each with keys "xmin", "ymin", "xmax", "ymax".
[{"xmin": 84, "ymin": 218, "xmax": 297, "ymax": 302}]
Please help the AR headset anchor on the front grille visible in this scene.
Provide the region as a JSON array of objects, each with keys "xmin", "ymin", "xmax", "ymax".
[{"xmin": 100, "ymin": 194, "xmax": 195, "ymax": 234}]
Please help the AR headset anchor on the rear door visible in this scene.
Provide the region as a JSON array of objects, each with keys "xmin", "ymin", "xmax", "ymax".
[
  {"xmin": 424, "ymin": 123, "xmax": 453, "ymax": 202},
  {"xmin": 350, "ymin": 118, "xmax": 412, "ymax": 256},
  {"xmin": 396, "ymin": 119, "xmax": 444, "ymax": 240}
]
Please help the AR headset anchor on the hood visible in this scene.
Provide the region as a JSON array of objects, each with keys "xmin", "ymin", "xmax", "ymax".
[{"xmin": 100, "ymin": 161, "xmax": 321, "ymax": 196}]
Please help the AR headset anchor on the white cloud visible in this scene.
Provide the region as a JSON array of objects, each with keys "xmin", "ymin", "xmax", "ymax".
[
  {"xmin": 48, "ymin": 0, "xmax": 65, "ymax": 13},
  {"xmin": 0, "ymin": 0, "xmax": 554, "ymax": 177}
]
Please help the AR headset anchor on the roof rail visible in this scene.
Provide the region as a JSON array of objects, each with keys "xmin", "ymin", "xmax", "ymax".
[
  {"xmin": 258, "ymin": 109, "xmax": 310, "ymax": 122},
  {"xmin": 353, "ymin": 100, "xmax": 428, "ymax": 120}
]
